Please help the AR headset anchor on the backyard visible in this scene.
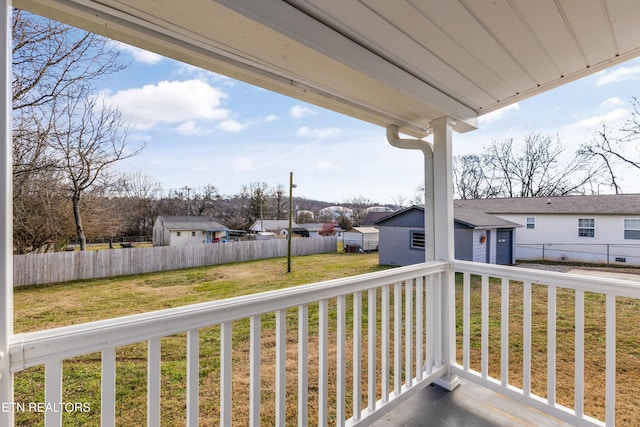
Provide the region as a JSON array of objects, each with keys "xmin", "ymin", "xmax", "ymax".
[{"xmin": 11, "ymin": 253, "xmax": 640, "ymax": 425}]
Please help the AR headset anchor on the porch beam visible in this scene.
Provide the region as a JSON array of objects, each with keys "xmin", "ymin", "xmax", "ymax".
[
  {"xmin": 430, "ymin": 116, "xmax": 460, "ymax": 391},
  {"xmin": 0, "ymin": 3, "xmax": 13, "ymax": 426}
]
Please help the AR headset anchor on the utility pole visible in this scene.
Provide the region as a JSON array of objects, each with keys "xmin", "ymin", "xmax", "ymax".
[{"xmin": 287, "ymin": 172, "xmax": 296, "ymax": 273}]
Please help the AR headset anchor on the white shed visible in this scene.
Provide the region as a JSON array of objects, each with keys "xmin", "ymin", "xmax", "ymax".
[{"xmin": 343, "ymin": 227, "xmax": 379, "ymax": 252}]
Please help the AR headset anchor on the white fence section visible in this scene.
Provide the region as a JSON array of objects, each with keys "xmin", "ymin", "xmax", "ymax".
[
  {"xmin": 13, "ymin": 237, "xmax": 337, "ymax": 287},
  {"xmin": 453, "ymin": 260, "xmax": 640, "ymax": 427},
  {"xmin": 9, "ymin": 262, "xmax": 450, "ymax": 427}
]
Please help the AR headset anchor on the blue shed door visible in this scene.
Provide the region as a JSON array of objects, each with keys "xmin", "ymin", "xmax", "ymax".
[{"xmin": 496, "ymin": 229, "xmax": 513, "ymax": 265}]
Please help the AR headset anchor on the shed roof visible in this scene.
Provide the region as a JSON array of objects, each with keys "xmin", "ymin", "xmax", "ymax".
[
  {"xmin": 454, "ymin": 194, "xmax": 640, "ymax": 215},
  {"xmin": 345, "ymin": 227, "xmax": 379, "ymax": 234},
  {"xmin": 250, "ymin": 220, "xmax": 300, "ymax": 232},
  {"xmin": 374, "ymin": 205, "xmax": 519, "ymax": 229}
]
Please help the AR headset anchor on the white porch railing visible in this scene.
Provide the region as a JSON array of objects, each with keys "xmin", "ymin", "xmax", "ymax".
[
  {"xmin": 453, "ymin": 260, "xmax": 640, "ymax": 427},
  {"xmin": 8, "ymin": 261, "xmax": 450, "ymax": 426},
  {"xmin": 7, "ymin": 260, "xmax": 639, "ymax": 426}
]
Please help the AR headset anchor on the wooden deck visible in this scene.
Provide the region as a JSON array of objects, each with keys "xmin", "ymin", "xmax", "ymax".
[{"xmin": 371, "ymin": 380, "xmax": 574, "ymax": 427}]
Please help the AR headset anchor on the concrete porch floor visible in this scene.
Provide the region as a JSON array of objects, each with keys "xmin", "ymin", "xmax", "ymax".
[{"xmin": 371, "ymin": 380, "xmax": 574, "ymax": 427}]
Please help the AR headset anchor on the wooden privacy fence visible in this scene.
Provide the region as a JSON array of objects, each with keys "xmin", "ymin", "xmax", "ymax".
[{"xmin": 13, "ymin": 237, "xmax": 337, "ymax": 287}]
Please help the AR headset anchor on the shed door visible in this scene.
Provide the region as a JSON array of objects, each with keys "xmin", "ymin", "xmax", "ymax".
[{"xmin": 496, "ymin": 229, "xmax": 513, "ymax": 265}]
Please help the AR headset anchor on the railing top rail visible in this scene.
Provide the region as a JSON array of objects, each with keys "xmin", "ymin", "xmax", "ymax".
[
  {"xmin": 453, "ymin": 259, "xmax": 640, "ymax": 299},
  {"xmin": 10, "ymin": 261, "xmax": 448, "ymax": 372}
]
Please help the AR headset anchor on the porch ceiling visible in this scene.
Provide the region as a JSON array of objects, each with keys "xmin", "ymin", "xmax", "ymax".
[{"xmin": 13, "ymin": 0, "xmax": 640, "ymax": 138}]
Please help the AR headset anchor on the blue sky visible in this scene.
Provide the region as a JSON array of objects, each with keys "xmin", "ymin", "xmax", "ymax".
[{"xmin": 99, "ymin": 42, "xmax": 640, "ymax": 204}]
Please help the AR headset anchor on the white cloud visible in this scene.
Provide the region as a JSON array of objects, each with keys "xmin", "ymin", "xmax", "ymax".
[
  {"xmin": 265, "ymin": 114, "xmax": 279, "ymax": 122},
  {"xmin": 217, "ymin": 120, "xmax": 246, "ymax": 132},
  {"xmin": 100, "ymin": 80, "xmax": 230, "ymax": 130},
  {"xmin": 113, "ymin": 41, "xmax": 164, "ymax": 64},
  {"xmin": 478, "ymin": 103, "xmax": 520, "ymax": 126},
  {"xmin": 596, "ymin": 62, "xmax": 640, "ymax": 85},
  {"xmin": 313, "ymin": 161, "xmax": 341, "ymax": 171},
  {"xmin": 601, "ymin": 97, "xmax": 625, "ymax": 109},
  {"xmin": 233, "ymin": 157, "xmax": 254, "ymax": 172},
  {"xmin": 175, "ymin": 121, "xmax": 208, "ymax": 136},
  {"xmin": 297, "ymin": 126, "xmax": 341, "ymax": 139},
  {"xmin": 290, "ymin": 105, "xmax": 316, "ymax": 119}
]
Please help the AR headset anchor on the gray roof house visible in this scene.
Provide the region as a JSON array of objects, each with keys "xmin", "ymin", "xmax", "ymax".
[
  {"xmin": 249, "ymin": 219, "xmax": 301, "ymax": 235},
  {"xmin": 454, "ymin": 194, "xmax": 640, "ymax": 265},
  {"xmin": 153, "ymin": 216, "xmax": 229, "ymax": 246},
  {"xmin": 375, "ymin": 206, "xmax": 520, "ymax": 266}
]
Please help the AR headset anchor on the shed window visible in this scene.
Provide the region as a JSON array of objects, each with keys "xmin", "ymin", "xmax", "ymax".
[
  {"xmin": 176, "ymin": 231, "xmax": 181, "ymax": 237},
  {"xmin": 578, "ymin": 218, "xmax": 595, "ymax": 237},
  {"xmin": 410, "ymin": 231, "xmax": 425, "ymax": 249},
  {"xmin": 192, "ymin": 231, "xmax": 196, "ymax": 237},
  {"xmin": 526, "ymin": 217, "xmax": 535, "ymax": 229},
  {"xmin": 624, "ymin": 219, "xmax": 640, "ymax": 240}
]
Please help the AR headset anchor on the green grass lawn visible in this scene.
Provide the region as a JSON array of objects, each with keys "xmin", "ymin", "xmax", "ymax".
[
  {"xmin": 12, "ymin": 255, "xmax": 640, "ymax": 426},
  {"xmin": 13, "ymin": 251, "xmax": 388, "ymax": 426}
]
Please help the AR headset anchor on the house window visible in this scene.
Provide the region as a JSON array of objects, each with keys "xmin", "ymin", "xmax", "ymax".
[
  {"xmin": 624, "ymin": 219, "xmax": 640, "ymax": 240},
  {"xmin": 526, "ymin": 217, "xmax": 535, "ymax": 229},
  {"xmin": 192, "ymin": 231, "xmax": 196, "ymax": 237},
  {"xmin": 176, "ymin": 231, "xmax": 181, "ymax": 237},
  {"xmin": 410, "ymin": 231, "xmax": 425, "ymax": 249},
  {"xmin": 578, "ymin": 218, "xmax": 595, "ymax": 237}
]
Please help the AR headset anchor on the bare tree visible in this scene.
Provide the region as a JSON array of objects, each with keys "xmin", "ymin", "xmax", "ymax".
[
  {"xmin": 343, "ymin": 196, "xmax": 374, "ymax": 226},
  {"xmin": 51, "ymin": 96, "xmax": 142, "ymax": 250},
  {"xmin": 480, "ymin": 134, "xmax": 598, "ymax": 198},
  {"xmin": 453, "ymin": 154, "xmax": 501, "ymax": 199},
  {"xmin": 578, "ymin": 98, "xmax": 640, "ymax": 193},
  {"xmin": 12, "ymin": 10, "xmax": 126, "ymax": 251}
]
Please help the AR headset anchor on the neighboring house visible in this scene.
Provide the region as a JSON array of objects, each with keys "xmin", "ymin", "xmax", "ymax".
[
  {"xmin": 249, "ymin": 219, "xmax": 301, "ymax": 235},
  {"xmin": 455, "ymin": 194, "xmax": 640, "ymax": 265},
  {"xmin": 374, "ymin": 205, "xmax": 519, "ymax": 267},
  {"xmin": 361, "ymin": 211, "xmax": 393, "ymax": 226},
  {"xmin": 298, "ymin": 223, "xmax": 345, "ymax": 239},
  {"xmin": 319, "ymin": 206, "xmax": 353, "ymax": 221},
  {"xmin": 153, "ymin": 216, "xmax": 229, "ymax": 246},
  {"xmin": 343, "ymin": 227, "xmax": 379, "ymax": 252}
]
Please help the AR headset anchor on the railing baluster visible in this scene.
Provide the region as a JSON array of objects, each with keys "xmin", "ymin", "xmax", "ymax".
[
  {"xmin": 523, "ymin": 281, "xmax": 532, "ymax": 397},
  {"xmin": 220, "ymin": 323, "xmax": 232, "ymax": 427},
  {"xmin": 318, "ymin": 299, "xmax": 329, "ymax": 426},
  {"xmin": 500, "ymin": 278, "xmax": 509, "ymax": 387},
  {"xmin": 353, "ymin": 291, "xmax": 362, "ymax": 422},
  {"xmin": 382, "ymin": 285, "xmax": 390, "ymax": 403},
  {"xmin": 44, "ymin": 359, "xmax": 63, "ymax": 427},
  {"xmin": 548, "ymin": 285, "xmax": 556, "ymax": 406},
  {"xmin": 575, "ymin": 290, "xmax": 584, "ymax": 418},
  {"xmin": 606, "ymin": 294, "xmax": 616, "ymax": 426},
  {"xmin": 394, "ymin": 282, "xmax": 402, "ymax": 395},
  {"xmin": 481, "ymin": 275, "xmax": 489, "ymax": 379},
  {"xmin": 250, "ymin": 316, "xmax": 261, "ymax": 427},
  {"xmin": 186, "ymin": 329, "xmax": 199, "ymax": 427},
  {"xmin": 463, "ymin": 273, "xmax": 470, "ymax": 371},
  {"xmin": 368, "ymin": 288, "xmax": 377, "ymax": 412},
  {"xmin": 405, "ymin": 279, "xmax": 413, "ymax": 388},
  {"xmin": 416, "ymin": 276, "xmax": 423, "ymax": 382},
  {"xmin": 426, "ymin": 274, "xmax": 433, "ymax": 374},
  {"xmin": 298, "ymin": 305, "xmax": 309, "ymax": 426},
  {"xmin": 337, "ymin": 295, "xmax": 346, "ymax": 425},
  {"xmin": 101, "ymin": 348, "xmax": 116, "ymax": 427},
  {"xmin": 148, "ymin": 337, "xmax": 161, "ymax": 427},
  {"xmin": 275, "ymin": 310, "xmax": 286, "ymax": 426}
]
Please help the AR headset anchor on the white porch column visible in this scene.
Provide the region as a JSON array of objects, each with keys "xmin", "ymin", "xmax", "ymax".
[
  {"xmin": 0, "ymin": 2, "xmax": 13, "ymax": 425},
  {"xmin": 430, "ymin": 116, "xmax": 460, "ymax": 391}
]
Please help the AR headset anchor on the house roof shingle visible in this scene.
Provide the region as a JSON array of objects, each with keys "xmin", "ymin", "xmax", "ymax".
[
  {"xmin": 157, "ymin": 216, "xmax": 228, "ymax": 231},
  {"xmin": 374, "ymin": 205, "xmax": 519, "ymax": 229},
  {"xmin": 454, "ymin": 194, "xmax": 640, "ymax": 215}
]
